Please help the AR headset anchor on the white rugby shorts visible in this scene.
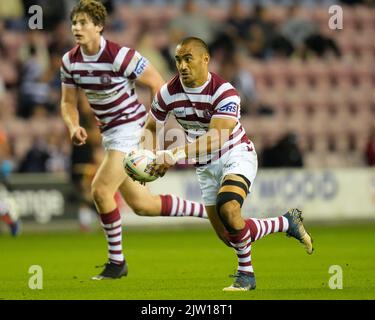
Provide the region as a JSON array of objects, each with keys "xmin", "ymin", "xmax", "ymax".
[
  {"xmin": 196, "ymin": 143, "xmax": 258, "ymax": 206},
  {"xmin": 101, "ymin": 116, "xmax": 146, "ymax": 154}
]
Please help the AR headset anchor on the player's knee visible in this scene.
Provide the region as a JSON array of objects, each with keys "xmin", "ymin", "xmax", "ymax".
[
  {"xmin": 219, "ymin": 201, "xmax": 241, "ymax": 226},
  {"xmin": 216, "ymin": 192, "xmax": 242, "ymax": 232},
  {"xmin": 128, "ymin": 195, "xmax": 158, "ymax": 216},
  {"xmin": 129, "ymin": 199, "xmax": 148, "ymax": 215}
]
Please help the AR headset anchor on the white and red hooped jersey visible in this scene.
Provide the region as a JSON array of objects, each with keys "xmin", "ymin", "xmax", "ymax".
[
  {"xmin": 60, "ymin": 36, "xmax": 148, "ymax": 133},
  {"xmin": 150, "ymin": 72, "xmax": 253, "ymax": 165}
]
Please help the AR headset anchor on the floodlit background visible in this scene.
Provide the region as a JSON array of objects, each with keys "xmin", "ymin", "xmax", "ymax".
[{"xmin": 1, "ymin": 0, "xmax": 374, "ymax": 229}]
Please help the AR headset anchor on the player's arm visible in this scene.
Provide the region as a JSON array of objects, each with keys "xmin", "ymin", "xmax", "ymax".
[
  {"xmin": 182, "ymin": 117, "xmax": 237, "ymax": 158},
  {"xmin": 136, "ymin": 63, "xmax": 164, "ymax": 106},
  {"xmin": 151, "ymin": 117, "xmax": 237, "ymax": 177},
  {"xmin": 141, "ymin": 114, "xmax": 158, "ymax": 151},
  {"xmin": 136, "ymin": 63, "xmax": 164, "ymax": 151},
  {"xmin": 60, "ymin": 85, "xmax": 88, "ymax": 146}
]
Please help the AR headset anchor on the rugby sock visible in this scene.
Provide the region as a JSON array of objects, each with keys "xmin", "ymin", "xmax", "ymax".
[
  {"xmin": 160, "ymin": 195, "xmax": 208, "ymax": 219},
  {"xmin": 246, "ymin": 216, "xmax": 289, "ymax": 242},
  {"xmin": 225, "ymin": 224, "xmax": 254, "ymax": 275},
  {"xmin": 99, "ymin": 208, "xmax": 125, "ymax": 265}
]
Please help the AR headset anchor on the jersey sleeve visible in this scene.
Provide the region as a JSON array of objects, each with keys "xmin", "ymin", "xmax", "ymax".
[
  {"xmin": 60, "ymin": 52, "xmax": 76, "ymax": 87},
  {"xmin": 123, "ymin": 50, "xmax": 149, "ymax": 80},
  {"xmin": 150, "ymin": 89, "xmax": 170, "ymax": 123},
  {"xmin": 212, "ymin": 84, "xmax": 241, "ymax": 121}
]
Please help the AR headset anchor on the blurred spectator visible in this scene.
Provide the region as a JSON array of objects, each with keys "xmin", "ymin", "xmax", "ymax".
[
  {"xmin": 365, "ymin": 127, "xmax": 375, "ymax": 166},
  {"xmin": 243, "ymin": 5, "xmax": 277, "ymax": 59},
  {"xmin": 0, "ymin": 129, "xmax": 14, "ymax": 181},
  {"xmin": 225, "ymin": 0, "xmax": 252, "ymax": 41},
  {"xmin": 17, "ymin": 132, "xmax": 69, "ymax": 173},
  {"xmin": 0, "ymin": 0, "xmax": 23, "ymax": 20},
  {"xmin": 209, "ymin": 0, "xmax": 250, "ymax": 63},
  {"xmin": 45, "ymin": 133, "xmax": 70, "ymax": 173},
  {"xmin": 281, "ymin": 4, "xmax": 341, "ymax": 59},
  {"xmin": 280, "ymin": 5, "xmax": 317, "ymax": 49},
  {"xmin": 18, "ymin": 31, "xmax": 51, "ymax": 118},
  {"xmin": 41, "ymin": 49, "xmax": 64, "ymax": 114},
  {"xmin": 245, "ymin": 24, "xmax": 269, "ymax": 59},
  {"xmin": 261, "ymin": 133, "xmax": 304, "ymax": 168},
  {"xmin": 16, "ymin": 103, "xmax": 69, "ymax": 173},
  {"xmin": 303, "ymin": 33, "xmax": 341, "ymax": 59},
  {"xmin": 0, "ymin": 22, "xmax": 21, "ymax": 87},
  {"xmin": 217, "ymin": 53, "xmax": 257, "ymax": 115},
  {"xmin": 48, "ymin": 21, "xmax": 74, "ymax": 57},
  {"xmin": 247, "ymin": 5, "xmax": 276, "ymax": 45},
  {"xmin": 18, "ymin": 138, "xmax": 50, "ymax": 172},
  {"xmin": 269, "ymin": 33, "xmax": 294, "ymax": 58},
  {"xmin": 0, "ymin": 91, "xmax": 18, "ymax": 122},
  {"xmin": 101, "ymin": 0, "xmax": 114, "ymax": 15},
  {"xmin": 0, "ymin": 0, "xmax": 24, "ymax": 30},
  {"xmin": 280, "ymin": 5, "xmax": 340, "ymax": 59},
  {"xmin": 210, "ymin": 30, "xmax": 237, "ymax": 66},
  {"xmin": 137, "ymin": 27, "xmax": 171, "ymax": 80},
  {"xmin": 18, "ymin": 29, "xmax": 50, "ymax": 72},
  {"xmin": 167, "ymin": 0, "xmax": 220, "ymax": 44},
  {"xmin": 162, "ymin": 0, "xmax": 222, "ymax": 71}
]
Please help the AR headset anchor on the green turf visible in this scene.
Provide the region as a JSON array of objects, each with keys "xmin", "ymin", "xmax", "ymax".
[{"xmin": 0, "ymin": 223, "xmax": 374, "ymax": 300}]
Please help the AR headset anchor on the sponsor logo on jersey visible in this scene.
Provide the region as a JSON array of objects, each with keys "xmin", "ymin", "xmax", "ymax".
[
  {"xmin": 218, "ymin": 102, "xmax": 238, "ymax": 115},
  {"xmin": 134, "ymin": 57, "xmax": 147, "ymax": 77},
  {"xmin": 174, "ymin": 107, "xmax": 186, "ymax": 117},
  {"xmin": 86, "ymin": 90, "xmax": 119, "ymax": 100}
]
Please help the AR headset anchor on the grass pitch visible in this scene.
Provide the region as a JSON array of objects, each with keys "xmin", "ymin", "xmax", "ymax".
[{"xmin": 0, "ymin": 223, "xmax": 374, "ymax": 300}]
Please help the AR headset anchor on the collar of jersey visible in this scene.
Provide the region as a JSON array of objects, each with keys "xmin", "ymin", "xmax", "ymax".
[
  {"xmin": 180, "ymin": 72, "xmax": 211, "ymax": 94},
  {"xmin": 80, "ymin": 36, "xmax": 106, "ymax": 62}
]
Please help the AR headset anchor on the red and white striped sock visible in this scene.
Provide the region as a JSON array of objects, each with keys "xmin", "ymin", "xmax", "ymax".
[
  {"xmin": 160, "ymin": 195, "xmax": 208, "ymax": 219},
  {"xmin": 226, "ymin": 224, "xmax": 254, "ymax": 275},
  {"xmin": 99, "ymin": 208, "xmax": 125, "ymax": 265},
  {"xmin": 246, "ymin": 216, "xmax": 289, "ymax": 242}
]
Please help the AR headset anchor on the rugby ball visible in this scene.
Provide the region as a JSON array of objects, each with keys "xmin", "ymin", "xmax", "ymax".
[{"xmin": 123, "ymin": 149, "xmax": 158, "ymax": 182}]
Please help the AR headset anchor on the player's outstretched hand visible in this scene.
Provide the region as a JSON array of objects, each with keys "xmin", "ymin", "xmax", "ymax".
[{"xmin": 71, "ymin": 127, "xmax": 88, "ymax": 146}]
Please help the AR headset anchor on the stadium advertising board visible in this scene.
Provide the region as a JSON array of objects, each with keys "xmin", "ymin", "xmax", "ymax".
[
  {"xmin": 0, "ymin": 174, "xmax": 77, "ymax": 223},
  {"xmin": 1, "ymin": 168, "xmax": 374, "ymax": 224}
]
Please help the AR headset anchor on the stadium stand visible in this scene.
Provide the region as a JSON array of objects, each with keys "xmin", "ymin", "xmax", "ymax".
[{"xmin": 0, "ymin": 0, "xmax": 374, "ymax": 175}]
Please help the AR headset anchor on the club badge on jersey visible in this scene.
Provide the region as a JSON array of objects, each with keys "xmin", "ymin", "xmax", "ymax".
[{"xmin": 100, "ymin": 74, "xmax": 111, "ymax": 85}]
